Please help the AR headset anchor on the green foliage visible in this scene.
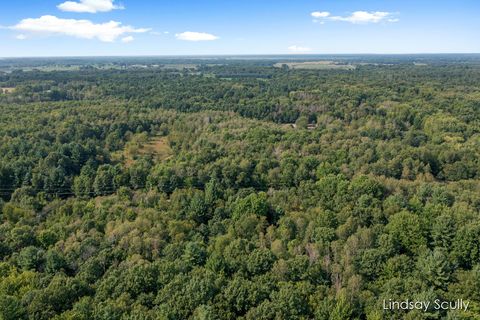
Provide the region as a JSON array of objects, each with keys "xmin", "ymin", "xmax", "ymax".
[
  {"xmin": 0, "ymin": 57, "xmax": 479, "ymax": 319},
  {"xmin": 232, "ymin": 192, "xmax": 269, "ymax": 220},
  {"xmin": 386, "ymin": 211, "xmax": 427, "ymax": 255},
  {"xmin": 453, "ymin": 222, "xmax": 480, "ymax": 268},
  {"xmin": 17, "ymin": 246, "xmax": 44, "ymax": 271},
  {"xmin": 0, "ymin": 294, "xmax": 27, "ymax": 320}
]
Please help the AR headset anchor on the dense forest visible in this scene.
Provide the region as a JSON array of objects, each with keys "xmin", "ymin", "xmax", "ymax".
[{"xmin": 0, "ymin": 55, "xmax": 480, "ymax": 319}]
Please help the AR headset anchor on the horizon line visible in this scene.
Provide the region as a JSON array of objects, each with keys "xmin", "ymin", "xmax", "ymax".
[{"xmin": 2, "ymin": 53, "xmax": 480, "ymax": 59}]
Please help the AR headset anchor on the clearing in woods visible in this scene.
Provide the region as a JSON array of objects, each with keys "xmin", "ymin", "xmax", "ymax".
[
  {"xmin": 141, "ymin": 136, "xmax": 173, "ymax": 159},
  {"xmin": 120, "ymin": 135, "xmax": 173, "ymax": 167}
]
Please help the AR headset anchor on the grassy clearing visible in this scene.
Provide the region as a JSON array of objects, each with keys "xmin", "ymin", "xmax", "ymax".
[
  {"xmin": 121, "ymin": 135, "xmax": 173, "ymax": 167},
  {"xmin": 139, "ymin": 136, "xmax": 173, "ymax": 159}
]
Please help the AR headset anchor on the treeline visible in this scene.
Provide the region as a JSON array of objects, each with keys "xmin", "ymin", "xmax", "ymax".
[{"xmin": 2, "ymin": 62, "xmax": 480, "ymax": 125}]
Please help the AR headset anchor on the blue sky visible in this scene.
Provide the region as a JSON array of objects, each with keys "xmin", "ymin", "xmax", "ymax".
[{"xmin": 0, "ymin": 0, "xmax": 479, "ymax": 57}]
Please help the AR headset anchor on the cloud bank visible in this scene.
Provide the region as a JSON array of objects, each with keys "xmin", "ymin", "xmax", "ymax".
[
  {"xmin": 121, "ymin": 36, "xmax": 134, "ymax": 43},
  {"xmin": 311, "ymin": 11, "xmax": 331, "ymax": 19},
  {"xmin": 12, "ymin": 15, "xmax": 149, "ymax": 42},
  {"xmin": 57, "ymin": 0, "xmax": 123, "ymax": 13},
  {"xmin": 311, "ymin": 11, "xmax": 398, "ymax": 24},
  {"xmin": 176, "ymin": 32, "xmax": 219, "ymax": 41}
]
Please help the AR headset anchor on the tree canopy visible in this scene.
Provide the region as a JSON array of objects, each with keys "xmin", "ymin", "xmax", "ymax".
[{"xmin": 1, "ymin": 56, "xmax": 480, "ymax": 319}]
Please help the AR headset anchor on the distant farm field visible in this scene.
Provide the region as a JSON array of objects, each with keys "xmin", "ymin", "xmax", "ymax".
[
  {"xmin": 274, "ymin": 61, "xmax": 356, "ymax": 70},
  {"xmin": 0, "ymin": 87, "xmax": 15, "ymax": 94}
]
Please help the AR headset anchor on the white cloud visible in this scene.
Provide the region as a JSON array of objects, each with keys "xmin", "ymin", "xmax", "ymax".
[
  {"xmin": 57, "ymin": 0, "xmax": 123, "ymax": 13},
  {"xmin": 122, "ymin": 36, "xmax": 135, "ymax": 43},
  {"xmin": 331, "ymin": 11, "xmax": 393, "ymax": 24},
  {"xmin": 16, "ymin": 34, "xmax": 27, "ymax": 40},
  {"xmin": 176, "ymin": 31, "xmax": 219, "ymax": 41},
  {"xmin": 312, "ymin": 11, "xmax": 398, "ymax": 24},
  {"xmin": 288, "ymin": 45, "xmax": 312, "ymax": 53},
  {"xmin": 11, "ymin": 15, "xmax": 149, "ymax": 42},
  {"xmin": 121, "ymin": 35, "xmax": 134, "ymax": 43},
  {"xmin": 150, "ymin": 31, "xmax": 170, "ymax": 36},
  {"xmin": 311, "ymin": 11, "xmax": 330, "ymax": 18}
]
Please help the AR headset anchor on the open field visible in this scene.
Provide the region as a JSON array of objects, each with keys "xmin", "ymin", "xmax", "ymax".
[
  {"xmin": 274, "ymin": 61, "xmax": 356, "ymax": 70},
  {"xmin": 0, "ymin": 87, "xmax": 15, "ymax": 94}
]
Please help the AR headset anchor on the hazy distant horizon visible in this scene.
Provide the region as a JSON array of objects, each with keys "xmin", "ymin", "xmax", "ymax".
[{"xmin": 2, "ymin": 53, "xmax": 480, "ymax": 60}]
